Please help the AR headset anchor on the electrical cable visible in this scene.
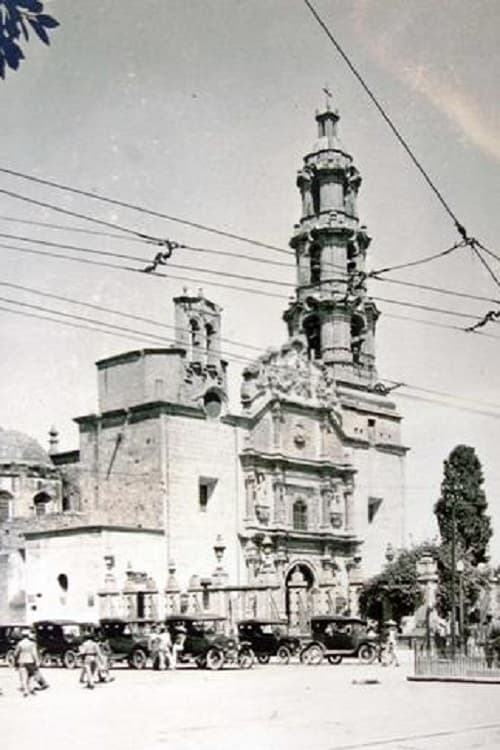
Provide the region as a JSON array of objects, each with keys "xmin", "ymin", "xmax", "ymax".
[
  {"xmin": 303, "ymin": 0, "xmax": 470, "ymax": 241},
  {"xmin": 0, "ymin": 279, "xmax": 265, "ymax": 354},
  {"xmin": 0, "ymin": 166, "xmax": 292, "ymax": 255},
  {"xmin": 369, "ymin": 240, "xmax": 466, "ymax": 277},
  {"xmin": 372, "ymin": 276, "xmax": 500, "ymax": 306},
  {"xmin": 471, "ymin": 244, "xmax": 500, "ymax": 291},
  {"xmin": 0, "ymin": 189, "xmax": 180, "ymax": 252}
]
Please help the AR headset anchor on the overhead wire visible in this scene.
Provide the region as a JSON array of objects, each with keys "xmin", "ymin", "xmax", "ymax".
[
  {"xmin": 302, "ymin": 0, "xmax": 470, "ymax": 241},
  {"xmin": 0, "ymin": 166, "xmax": 292, "ymax": 255},
  {"xmin": 2, "ymin": 240, "xmax": 498, "ymax": 332},
  {"xmin": 0, "ymin": 188, "xmax": 178, "ymax": 251},
  {"xmin": 369, "ymin": 240, "xmax": 466, "ymax": 277}
]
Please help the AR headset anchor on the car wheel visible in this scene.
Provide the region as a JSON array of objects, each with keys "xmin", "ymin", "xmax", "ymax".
[
  {"xmin": 327, "ymin": 655, "xmax": 343, "ymax": 665},
  {"xmin": 238, "ymin": 647, "xmax": 255, "ymax": 670},
  {"xmin": 6, "ymin": 649, "xmax": 16, "ymax": 668},
  {"xmin": 130, "ymin": 648, "xmax": 147, "ymax": 670},
  {"xmin": 257, "ymin": 653, "xmax": 270, "ymax": 665},
  {"xmin": 276, "ymin": 646, "xmax": 291, "ymax": 665},
  {"xmin": 303, "ymin": 644, "xmax": 323, "ymax": 666},
  {"xmin": 205, "ymin": 647, "xmax": 224, "ymax": 671},
  {"xmin": 63, "ymin": 649, "xmax": 77, "ymax": 669},
  {"xmin": 358, "ymin": 644, "xmax": 376, "ymax": 664},
  {"xmin": 41, "ymin": 651, "xmax": 53, "ymax": 668}
]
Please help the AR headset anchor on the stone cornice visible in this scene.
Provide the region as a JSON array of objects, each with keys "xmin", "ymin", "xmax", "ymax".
[
  {"xmin": 96, "ymin": 347, "xmax": 186, "ymax": 369},
  {"xmin": 239, "ymin": 448, "xmax": 356, "ymax": 476},
  {"xmin": 24, "ymin": 524, "xmax": 164, "ymax": 540},
  {"xmin": 239, "ymin": 527, "xmax": 360, "ymax": 545}
]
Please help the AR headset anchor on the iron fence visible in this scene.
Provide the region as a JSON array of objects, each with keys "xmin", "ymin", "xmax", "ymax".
[{"xmin": 414, "ymin": 644, "xmax": 500, "ymax": 679}]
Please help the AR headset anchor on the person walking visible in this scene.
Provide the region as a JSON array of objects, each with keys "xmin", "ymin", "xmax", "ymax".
[
  {"xmin": 171, "ymin": 623, "xmax": 187, "ymax": 670},
  {"xmin": 13, "ymin": 628, "xmax": 40, "ymax": 697},
  {"xmin": 79, "ymin": 633, "xmax": 101, "ymax": 689}
]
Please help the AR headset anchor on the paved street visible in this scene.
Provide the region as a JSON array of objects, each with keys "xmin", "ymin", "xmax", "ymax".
[{"xmin": 1, "ymin": 656, "xmax": 500, "ymax": 750}]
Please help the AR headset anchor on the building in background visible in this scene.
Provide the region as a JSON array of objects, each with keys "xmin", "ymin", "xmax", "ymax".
[{"xmin": 0, "ymin": 103, "xmax": 407, "ymax": 628}]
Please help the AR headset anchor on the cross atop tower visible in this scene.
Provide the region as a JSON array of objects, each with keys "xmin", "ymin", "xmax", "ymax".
[{"xmin": 322, "ymin": 84, "xmax": 333, "ymax": 110}]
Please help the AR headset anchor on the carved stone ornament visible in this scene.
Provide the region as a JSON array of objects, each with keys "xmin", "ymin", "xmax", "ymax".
[
  {"xmin": 293, "ymin": 421, "xmax": 307, "ymax": 448},
  {"xmin": 255, "ymin": 503, "xmax": 271, "ymax": 525},
  {"xmin": 330, "ymin": 512, "xmax": 343, "ymax": 529}
]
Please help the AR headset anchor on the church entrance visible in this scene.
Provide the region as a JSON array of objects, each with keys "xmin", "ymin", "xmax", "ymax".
[{"xmin": 284, "ymin": 562, "xmax": 315, "ymax": 632}]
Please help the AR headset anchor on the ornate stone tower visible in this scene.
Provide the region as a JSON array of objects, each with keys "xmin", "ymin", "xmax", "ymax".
[
  {"xmin": 284, "ymin": 102, "xmax": 378, "ymax": 383},
  {"xmin": 240, "ymin": 101, "xmax": 407, "ymax": 594}
]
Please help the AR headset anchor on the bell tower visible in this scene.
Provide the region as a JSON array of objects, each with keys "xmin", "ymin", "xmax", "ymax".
[{"xmin": 284, "ymin": 100, "xmax": 379, "ymax": 386}]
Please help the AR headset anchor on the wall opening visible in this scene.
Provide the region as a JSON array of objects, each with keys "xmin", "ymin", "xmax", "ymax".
[
  {"xmin": 199, "ymin": 477, "xmax": 217, "ymax": 512},
  {"xmin": 309, "ymin": 244, "xmax": 321, "ymax": 285},
  {"xmin": 33, "ymin": 491, "xmax": 51, "ymax": 517},
  {"xmin": 303, "ymin": 315, "xmax": 321, "ymax": 361},
  {"xmin": 368, "ymin": 496, "xmax": 383, "ymax": 523},
  {"xmin": 0, "ymin": 491, "xmax": 12, "ymax": 523},
  {"xmin": 293, "ymin": 499, "xmax": 308, "ymax": 531}
]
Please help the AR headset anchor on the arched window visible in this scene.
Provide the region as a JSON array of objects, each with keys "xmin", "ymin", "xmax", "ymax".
[
  {"xmin": 303, "ymin": 315, "xmax": 321, "ymax": 361},
  {"xmin": 293, "ymin": 499, "xmax": 308, "ymax": 531},
  {"xmin": 310, "ymin": 245, "xmax": 321, "ymax": 285},
  {"xmin": 205, "ymin": 323, "xmax": 215, "ymax": 354},
  {"xmin": 190, "ymin": 318, "xmax": 201, "ymax": 360},
  {"xmin": 0, "ymin": 491, "xmax": 12, "ymax": 523},
  {"xmin": 350, "ymin": 314, "xmax": 366, "ymax": 365},
  {"xmin": 33, "ymin": 491, "xmax": 51, "ymax": 517}
]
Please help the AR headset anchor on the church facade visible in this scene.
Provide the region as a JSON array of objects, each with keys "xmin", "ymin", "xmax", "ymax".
[{"xmin": 0, "ymin": 103, "xmax": 407, "ymax": 628}]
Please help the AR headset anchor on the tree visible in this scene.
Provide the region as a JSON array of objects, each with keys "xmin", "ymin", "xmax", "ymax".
[
  {"xmin": 0, "ymin": 0, "xmax": 59, "ymax": 79},
  {"xmin": 359, "ymin": 542, "xmax": 438, "ymax": 624},
  {"xmin": 435, "ymin": 445, "xmax": 492, "ymax": 566}
]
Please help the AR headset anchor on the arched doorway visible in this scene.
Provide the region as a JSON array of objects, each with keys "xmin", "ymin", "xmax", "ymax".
[{"xmin": 284, "ymin": 562, "xmax": 316, "ymax": 631}]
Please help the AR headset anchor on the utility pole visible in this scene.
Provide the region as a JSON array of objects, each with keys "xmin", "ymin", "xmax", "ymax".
[{"xmin": 450, "ymin": 489, "xmax": 457, "ymax": 658}]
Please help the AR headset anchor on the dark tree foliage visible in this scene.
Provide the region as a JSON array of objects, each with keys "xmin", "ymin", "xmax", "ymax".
[
  {"xmin": 359, "ymin": 540, "xmax": 492, "ymax": 625},
  {"xmin": 435, "ymin": 445, "xmax": 492, "ymax": 566},
  {"xmin": 0, "ymin": 0, "xmax": 59, "ymax": 79},
  {"xmin": 358, "ymin": 542, "xmax": 437, "ymax": 624}
]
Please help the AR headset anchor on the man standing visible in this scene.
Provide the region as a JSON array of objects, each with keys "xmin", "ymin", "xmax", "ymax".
[
  {"xmin": 155, "ymin": 625, "xmax": 172, "ymax": 670},
  {"xmin": 13, "ymin": 629, "xmax": 40, "ymax": 697},
  {"xmin": 79, "ymin": 633, "xmax": 101, "ymax": 689}
]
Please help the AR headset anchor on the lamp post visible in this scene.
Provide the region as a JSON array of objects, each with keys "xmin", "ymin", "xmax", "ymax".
[{"xmin": 456, "ymin": 559, "xmax": 464, "ymax": 652}]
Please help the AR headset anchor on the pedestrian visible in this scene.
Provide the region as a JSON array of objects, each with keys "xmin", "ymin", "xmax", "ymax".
[
  {"xmin": 96, "ymin": 637, "xmax": 115, "ymax": 683},
  {"xmin": 382, "ymin": 620, "xmax": 400, "ymax": 667},
  {"xmin": 13, "ymin": 628, "xmax": 40, "ymax": 697},
  {"xmin": 79, "ymin": 633, "xmax": 101, "ymax": 689},
  {"xmin": 155, "ymin": 625, "xmax": 172, "ymax": 670},
  {"xmin": 171, "ymin": 623, "xmax": 187, "ymax": 670}
]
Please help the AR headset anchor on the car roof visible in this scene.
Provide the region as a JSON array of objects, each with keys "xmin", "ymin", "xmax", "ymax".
[
  {"xmin": 164, "ymin": 613, "xmax": 226, "ymax": 622},
  {"xmin": 33, "ymin": 619, "xmax": 82, "ymax": 626},
  {"xmin": 311, "ymin": 615, "xmax": 366, "ymax": 624},
  {"xmin": 237, "ymin": 619, "xmax": 288, "ymax": 626},
  {"xmin": 99, "ymin": 618, "xmax": 155, "ymax": 624}
]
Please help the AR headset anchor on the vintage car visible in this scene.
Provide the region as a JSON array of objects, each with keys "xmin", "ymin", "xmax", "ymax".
[
  {"xmin": 98, "ymin": 618, "xmax": 156, "ymax": 669},
  {"xmin": 33, "ymin": 620, "xmax": 96, "ymax": 668},
  {"xmin": 164, "ymin": 613, "xmax": 255, "ymax": 670},
  {"xmin": 0, "ymin": 624, "xmax": 24, "ymax": 666},
  {"xmin": 299, "ymin": 615, "xmax": 377, "ymax": 665},
  {"xmin": 236, "ymin": 619, "xmax": 301, "ymax": 664}
]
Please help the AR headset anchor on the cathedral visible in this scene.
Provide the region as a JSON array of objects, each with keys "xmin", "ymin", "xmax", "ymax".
[{"xmin": 0, "ymin": 102, "xmax": 407, "ymax": 628}]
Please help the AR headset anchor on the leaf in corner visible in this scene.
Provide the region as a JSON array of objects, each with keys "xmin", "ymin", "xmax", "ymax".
[
  {"xmin": 28, "ymin": 17, "xmax": 49, "ymax": 45},
  {"xmin": 37, "ymin": 14, "xmax": 60, "ymax": 29}
]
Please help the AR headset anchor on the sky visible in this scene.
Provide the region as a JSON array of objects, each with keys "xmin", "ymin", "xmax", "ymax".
[{"xmin": 1, "ymin": 0, "xmax": 499, "ymax": 560}]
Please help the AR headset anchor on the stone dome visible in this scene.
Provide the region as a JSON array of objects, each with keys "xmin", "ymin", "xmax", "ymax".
[{"xmin": 0, "ymin": 428, "xmax": 52, "ymax": 467}]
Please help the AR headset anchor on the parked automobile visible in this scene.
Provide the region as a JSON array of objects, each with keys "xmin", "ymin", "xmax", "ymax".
[
  {"xmin": 98, "ymin": 618, "xmax": 155, "ymax": 669},
  {"xmin": 236, "ymin": 619, "xmax": 301, "ymax": 664},
  {"xmin": 164, "ymin": 613, "xmax": 255, "ymax": 670},
  {"xmin": 0, "ymin": 624, "xmax": 24, "ymax": 666},
  {"xmin": 299, "ymin": 615, "xmax": 377, "ymax": 665},
  {"xmin": 33, "ymin": 620, "xmax": 96, "ymax": 668}
]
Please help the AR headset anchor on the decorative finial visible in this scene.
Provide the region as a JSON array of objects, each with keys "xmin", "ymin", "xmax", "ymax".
[{"xmin": 48, "ymin": 425, "xmax": 59, "ymax": 454}]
